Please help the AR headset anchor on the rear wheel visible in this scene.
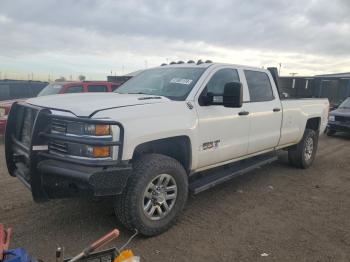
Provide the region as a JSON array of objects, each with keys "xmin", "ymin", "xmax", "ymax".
[
  {"xmin": 114, "ymin": 154, "xmax": 188, "ymax": 236},
  {"xmin": 288, "ymin": 128, "xmax": 318, "ymax": 169}
]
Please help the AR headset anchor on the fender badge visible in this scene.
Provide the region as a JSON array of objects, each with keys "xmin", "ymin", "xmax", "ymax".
[
  {"xmin": 202, "ymin": 140, "xmax": 220, "ymax": 150},
  {"xmin": 186, "ymin": 102, "xmax": 194, "ymax": 110}
]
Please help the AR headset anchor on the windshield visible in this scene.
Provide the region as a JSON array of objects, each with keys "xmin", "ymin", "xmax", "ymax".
[
  {"xmin": 115, "ymin": 67, "xmax": 206, "ymax": 100},
  {"xmin": 339, "ymin": 98, "xmax": 350, "ymax": 109},
  {"xmin": 37, "ymin": 83, "xmax": 63, "ymax": 97}
]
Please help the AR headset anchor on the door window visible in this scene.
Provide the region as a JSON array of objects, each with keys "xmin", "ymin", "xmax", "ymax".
[
  {"xmin": 87, "ymin": 85, "xmax": 108, "ymax": 92},
  {"xmin": 244, "ymin": 70, "xmax": 274, "ymax": 102},
  {"xmin": 65, "ymin": 85, "xmax": 84, "ymax": 93},
  {"xmin": 206, "ymin": 68, "xmax": 240, "ymax": 95}
]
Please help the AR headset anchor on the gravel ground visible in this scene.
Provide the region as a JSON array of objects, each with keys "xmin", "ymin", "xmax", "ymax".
[{"xmin": 1, "ymin": 134, "xmax": 350, "ymax": 262}]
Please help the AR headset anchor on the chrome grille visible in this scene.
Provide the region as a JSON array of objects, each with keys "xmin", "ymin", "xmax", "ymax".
[
  {"xmin": 49, "ymin": 141, "xmax": 68, "ymax": 154},
  {"xmin": 51, "ymin": 119, "xmax": 67, "ymax": 133}
]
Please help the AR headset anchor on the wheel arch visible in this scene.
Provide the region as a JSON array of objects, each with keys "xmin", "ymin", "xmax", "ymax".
[
  {"xmin": 305, "ymin": 117, "xmax": 321, "ymax": 132},
  {"xmin": 132, "ymin": 136, "xmax": 192, "ymax": 174}
]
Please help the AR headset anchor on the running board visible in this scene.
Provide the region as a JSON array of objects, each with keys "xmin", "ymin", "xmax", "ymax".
[{"xmin": 189, "ymin": 153, "xmax": 278, "ymax": 194}]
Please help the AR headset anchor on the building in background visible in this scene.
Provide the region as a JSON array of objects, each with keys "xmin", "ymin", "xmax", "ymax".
[{"xmin": 278, "ymin": 72, "xmax": 350, "ymax": 106}]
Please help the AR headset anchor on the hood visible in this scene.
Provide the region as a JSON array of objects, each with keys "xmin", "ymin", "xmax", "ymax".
[
  {"xmin": 330, "ymin": 107, "xmax": 350, "ymax": 117},
  {"xmin": 27, "ymin": 93, "xmax": 169, "ymax": 116}
]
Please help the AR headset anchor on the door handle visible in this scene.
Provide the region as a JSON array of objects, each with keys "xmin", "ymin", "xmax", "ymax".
[
  {"xmin": 238, "ymin": 111, "xmax": 250, "ymax": 116},
  {"xmin": 273, "ymin": 108, "xmax": 281, "ymax": 112}
]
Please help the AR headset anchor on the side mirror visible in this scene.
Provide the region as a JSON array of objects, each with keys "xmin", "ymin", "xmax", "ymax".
[{"xmin": 222, "ymin": 82, "xmax": 243, "ymax": 108}]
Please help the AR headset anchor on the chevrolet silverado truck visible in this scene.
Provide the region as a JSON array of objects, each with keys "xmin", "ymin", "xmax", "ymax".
[{"xmin": 5, "ymin": 62, "xmax": 329, "ymax": 236}]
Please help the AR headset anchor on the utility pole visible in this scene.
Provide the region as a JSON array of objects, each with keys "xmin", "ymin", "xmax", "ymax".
[{"xmin": 278, "ymin": 63, "xmax": 282, "ymax": 75}]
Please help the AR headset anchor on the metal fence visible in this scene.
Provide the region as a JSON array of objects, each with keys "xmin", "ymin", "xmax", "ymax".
[{"xmin": 0, "ymin": 80, "xmax": 48, "ymax": 101}]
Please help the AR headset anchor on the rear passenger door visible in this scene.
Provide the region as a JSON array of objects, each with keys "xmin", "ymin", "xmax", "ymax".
[{"xmin": 243, "ymin": 70, "xmax": 282, "ymax": 154}]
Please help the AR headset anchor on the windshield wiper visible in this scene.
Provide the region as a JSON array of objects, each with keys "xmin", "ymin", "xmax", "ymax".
[{"xmin": 127, "ymin": 92, "xmax": 152, "ymax": 95}]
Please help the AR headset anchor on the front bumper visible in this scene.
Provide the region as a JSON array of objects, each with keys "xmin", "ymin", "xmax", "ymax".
[
  {"xmin": 38, "ymin": 159, "xmax": 132, "ymax": 199},
  {"xmin": 5, "ymin": 102, "xmax": 131, "ymax": 202},
  {"xmin": 328, "ymin": 121, "xmax": 350, "ymax": 133}
]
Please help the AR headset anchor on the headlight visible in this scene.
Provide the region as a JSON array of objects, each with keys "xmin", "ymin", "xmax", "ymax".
[
  {"xmin": 50, "ymin": 119, "xmax": 117, "ymax": 159},
  {"xmin": 84, "ymin": 124, "xmax": 111, "ymax": 136},
  {"xmin": 62, "ymin": 122, "xmax": 111, "ymax": 136},
  {"xmin": 0, "ymin": 108, "xmax": 5, "ymax": 118},
  {"xmin": 328, "ymin": 115, "xmax": 335, "ymax": 122},
  {"xmin": 51, "ymin": 142, "xmax": 112, "ymax": 158}
]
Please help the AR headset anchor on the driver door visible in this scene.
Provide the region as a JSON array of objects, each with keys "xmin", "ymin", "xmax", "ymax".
[{"xmin": 195, "ymin": 67, "xmax": 250, "ymax": 168}]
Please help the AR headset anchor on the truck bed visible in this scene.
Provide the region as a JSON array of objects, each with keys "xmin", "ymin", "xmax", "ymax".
[{"xmin": 278, "ymin": 98, "xmax": 329, "ymax": 147}]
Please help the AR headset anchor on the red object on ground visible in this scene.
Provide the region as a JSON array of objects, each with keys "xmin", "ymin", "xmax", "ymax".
[
  {"xmin": 0, "ymin": 81, "xmax": 122, "ymax": 135},
  {"xmin": 0, "ymin": 224, "xmax": 12, "ymax": 260}
]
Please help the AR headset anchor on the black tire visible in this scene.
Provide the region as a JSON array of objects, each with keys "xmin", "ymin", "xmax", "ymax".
[
  {"xmin": 114, "ymin": 154, "xmax": 188, "ymax": 236},
  {"xmin": 288, "ymin": 128, "xmax": 319, "ymax": 169},
  {"xmin": 326, "ymin": 128, "xmax": 336, "ymax": 136}
]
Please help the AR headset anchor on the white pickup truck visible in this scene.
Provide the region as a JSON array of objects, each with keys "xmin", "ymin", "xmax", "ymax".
[{"xmin": 5, "ymin": 62, "xmax": 329, "ymax": 236}]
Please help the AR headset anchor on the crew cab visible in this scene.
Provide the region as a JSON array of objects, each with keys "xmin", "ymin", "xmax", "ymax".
[
  {"xmin": 0, "ymin": 81, "xmax": 120, "ymax": 135},
  {"xmin": 5, "ymin": 62, "xmax": 329, "ymax": 236}
]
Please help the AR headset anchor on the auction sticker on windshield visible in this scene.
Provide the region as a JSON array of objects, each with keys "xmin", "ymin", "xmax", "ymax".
[{"xmin": 170, "ymin": 78, "xmax": 193, "ymax": 85}]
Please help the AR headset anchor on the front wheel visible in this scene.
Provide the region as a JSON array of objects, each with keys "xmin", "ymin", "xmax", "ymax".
[
  {"xmin": 288, "ymin": 128, "xmax": 319, "ymax": 169},
  {"xmin": 114, "ymin": 154, "xmax": 188, "ymax": 236}
]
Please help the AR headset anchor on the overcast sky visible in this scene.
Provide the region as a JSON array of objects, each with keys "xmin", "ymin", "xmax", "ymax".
[{"xmin": 0, "ymin": 0, "xmax": 350, "ymax": 80}]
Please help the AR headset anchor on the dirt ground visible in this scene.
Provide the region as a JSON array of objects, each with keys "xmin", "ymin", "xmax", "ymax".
[{"xmin": 1, "ymin": 134, "xmax": 350, "ymax": 262}]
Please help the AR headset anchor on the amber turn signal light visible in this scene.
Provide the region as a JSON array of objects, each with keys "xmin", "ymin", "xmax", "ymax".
[
  {"xmin": 95, "ymin": 125, "xmax": 111, "ymax": 136},
  {"xmin": 93, "ymin": 146, "xmax": 110, "ymax": 158}
]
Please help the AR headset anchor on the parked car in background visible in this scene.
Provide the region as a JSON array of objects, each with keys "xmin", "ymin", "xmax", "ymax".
[
  {"xmin": 327, "ymin": 97, "xmax": 350, "ymax": 135},
  {"xmin": 0, "ymin": 80, "xmax": 48, "ymax": 101},
  {"xmin": 37, "ymin": 81, "xmax": 120, "ymax": 96},
  {"xmin": 0, "ymin": 81, "xmax": 121, "ymax": 135}
]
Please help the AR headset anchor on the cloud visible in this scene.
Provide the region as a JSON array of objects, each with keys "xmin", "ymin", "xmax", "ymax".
[{"xmin": 0, "ymin": 0, "xmax": 349, "ymax": 79}]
